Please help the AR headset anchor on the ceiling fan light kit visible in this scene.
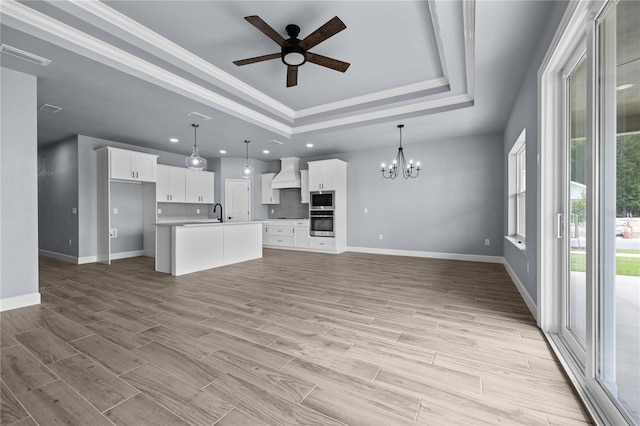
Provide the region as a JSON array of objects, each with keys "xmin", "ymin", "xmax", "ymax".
[{"xmin": 234, "ymin": 15, "xmax": 350, "ymax": 87}]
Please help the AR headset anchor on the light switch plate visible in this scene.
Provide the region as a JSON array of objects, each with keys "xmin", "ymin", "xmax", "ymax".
[
  {"xmin": 113, "ymin": 207, "xmax": 118, "ymax": 214},
  {"xmin": 109, "ymin": 228, "xmax": 117, "ymax": 238}
]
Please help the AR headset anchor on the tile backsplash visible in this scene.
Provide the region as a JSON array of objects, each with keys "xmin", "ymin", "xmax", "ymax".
[
  {"xmin": 157, "ymin": 203, "xmax": 216, "ymax": 221},
  {"xmin": 268, "ymin": 189, "xmax": 309, "ymax": 219}
]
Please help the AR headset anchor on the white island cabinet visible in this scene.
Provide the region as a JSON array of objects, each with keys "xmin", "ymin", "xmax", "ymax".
[{"xmin": 155, "ymin": 221, "xmax": 263, "ymax": 276}]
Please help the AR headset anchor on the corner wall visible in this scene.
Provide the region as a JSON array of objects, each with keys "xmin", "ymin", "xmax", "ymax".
[
  {"xmin": 38, "ymin": 137, "xmax": 79, "ymax": 258},
  {"xmin": 0, "ymin": 67, "xmax": 40, "ymax": 311},
  {"xmin": 302, "ymin": 132, "xmax": 505, "ymax": 259},
  {"xmin": 503, "ymin": 1, "xmax": 569, "ymax": 315}
]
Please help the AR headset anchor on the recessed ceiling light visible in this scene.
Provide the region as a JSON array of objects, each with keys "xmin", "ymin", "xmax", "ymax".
[
  {"xmin": 169, "ymin": 138, "xmax": 179, "ymax": 143},
  {"xmin": 306, "ymin": 143, "xmax": 314, "ymax": 148},
  {"xmin": 263, "ymin": 150, "xmax": 270, "ymax": 154},
  {"xmin": 219, "ymin": 150, "xmax": 227, "ymax": 154},
  {"xmin": 616, "ymin": 83, "xmax": 634, "ymax": 91}
]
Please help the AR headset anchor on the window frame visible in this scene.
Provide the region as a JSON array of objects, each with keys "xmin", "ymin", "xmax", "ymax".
[{"xmin": 507, "ymin": 129, "xmax": 527, "ymax": 249}]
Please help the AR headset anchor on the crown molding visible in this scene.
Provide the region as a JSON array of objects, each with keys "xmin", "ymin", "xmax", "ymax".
[
  {"xmin": 0, "ymin": 0, "xmax": 292, "ymax": 136},
  {"xmin": 2, "ymin": 0, "xmax": 476, "ymax": 136},
  {"xmin": 43, "ymin": 0, "xmax": 296, "ymax": 121},
  {"xmin": 295, "ymin": 77, "xmax": 450, "ymax": 118},
  {"xmin": 293, "ymin": 93, "xmax": 474, "ymax": 134}
]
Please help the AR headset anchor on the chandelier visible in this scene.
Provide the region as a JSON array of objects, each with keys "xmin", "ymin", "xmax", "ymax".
[
  {"xmin": 381, "ymin": 124, "xmax": 420, "ymax": 179},
  {"xmin": 240, "ymin": 140, "xmax": 254, "ymax": 179},
  {"xmin": 185, "ymin": 123, "xmax": 207, "ymax": 171}
]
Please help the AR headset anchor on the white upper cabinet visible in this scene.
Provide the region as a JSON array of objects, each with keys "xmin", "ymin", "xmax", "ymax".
[
  {"xmin": 110, "ymin": 148, "xmax": 157, "ymax": 182},
  {"xmin": 308, "ymin": 159, "xmax": 346, "ymax": 191},
  {"xmin": 261, "ymin": 173, "xmax": 280, "ymax": 204},
  {"xmin": 157, "ymin": 165, "xmax": 186, "ymax": 203},
  {"xmin": 185, "ymin": 170, "xmax": 214, "ymax": 204},
  {"xmin": 300, "ymin": 170, "xmax": 309, "ymax": 203}
]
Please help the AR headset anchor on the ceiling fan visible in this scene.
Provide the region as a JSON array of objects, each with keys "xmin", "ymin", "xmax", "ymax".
[{"xmin": 233, "ymin": 15, "xmax": 350, "ymax": 87}]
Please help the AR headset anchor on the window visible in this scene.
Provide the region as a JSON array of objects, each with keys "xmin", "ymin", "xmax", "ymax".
[{"xmin": 507, "ymin": 129, "xmax": 526, "ymax": 247}]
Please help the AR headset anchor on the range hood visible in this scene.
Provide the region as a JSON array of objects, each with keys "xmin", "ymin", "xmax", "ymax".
[{"xmin": 271, "ymin": 157, "xmax": 301, "ymax": 189}]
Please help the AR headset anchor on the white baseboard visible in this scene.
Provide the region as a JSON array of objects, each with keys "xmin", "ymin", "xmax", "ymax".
[
  {"xmin": 503, "ymin": 260, "xmax": 538, "ymax": 321},
  {"xmin": 110, "ymin": 250, "xmax": 145, "ymax": 260},
  {"xmin": 346, "ymin": 246, "xmax": 504, "ymax": 264},
  {"xmin": 39, "ymin": 249, "xmax": 80, "ymax": 264},
  {"xmin": 0, "ymin": 292, "xmax": 41, "ymax": 312},
  {"xmin": 39, "ymin": 249, "xmax": 144, "ymax": 264}
]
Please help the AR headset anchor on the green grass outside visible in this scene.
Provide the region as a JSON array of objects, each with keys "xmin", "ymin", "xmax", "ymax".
[
  {"xmin": 570, "ymin": 252, "xmax": 640, "ymax": 276},
  {"xmin": 616, "ymin": 249, "xmax": 640, "ymax": 255}
]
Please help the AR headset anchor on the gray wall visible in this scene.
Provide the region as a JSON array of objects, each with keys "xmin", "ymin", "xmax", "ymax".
[
  {"xmin": 503, "ymin": 1, "xmax": 569, "ymax": 304},
  {"xmin": 38, "ymin": 137, "xmax": 79, "ymax": 256},
  {"xmin": 1, "ymin": 68, "xmax": 39, "ymax": 300},
  {"xmin": 77, "ymin": 135, "xmax": 205, "ymax": 258},
  {"xmin": 298, "ymin": 133, "xmax": 504, "ymax": 256},
  {"xmin": 110, "ymin": 181, "xmax": 143, "ymax": 253},
  {"xmin": 216, "ymin": 157, "xmax": 274, "ymax": 221}
]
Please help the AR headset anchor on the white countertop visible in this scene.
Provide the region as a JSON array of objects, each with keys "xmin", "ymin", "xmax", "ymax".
[{"xmin": 153, "ymin": 220, "xmax": 267, "ymax": 227}]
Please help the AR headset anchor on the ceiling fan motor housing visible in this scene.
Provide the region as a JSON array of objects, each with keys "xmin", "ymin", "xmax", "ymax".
[{"xmin": 282, "ymin": 25, "xmax": 306, "ymax": 66}]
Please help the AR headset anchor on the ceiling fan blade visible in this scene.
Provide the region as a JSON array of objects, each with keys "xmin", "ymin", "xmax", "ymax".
[
  {"xmin": 299, "ymin": 16, "xmax": 346, "ymax": 51},
  {"xmin": 244, "ymin": 16, "xmax": 289, "ymax": 47},
  {"xmin": 233, "ymin": 53, "xmax": 281, "ymax": 66},
  {"xmin": 306, "ymin": 52, "xmax": 350, "ymax": 73},
  {"xmin": 286, "ymin": 65, "xmax": 298, "ymax": 87}
]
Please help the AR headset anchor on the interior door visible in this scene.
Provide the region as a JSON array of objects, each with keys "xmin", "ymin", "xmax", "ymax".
[
  {"xmin": 225, "ymin": 179, "xmax": 250, "ymax": 222},
  {"xmin": 560, "ymin": 46, "xmax": 588, "ymax": 364}
]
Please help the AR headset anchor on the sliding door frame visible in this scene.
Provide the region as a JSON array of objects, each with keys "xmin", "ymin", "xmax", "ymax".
[{"xmin": 538, "ymin": 1, "xmax": 631, "ymax": 424}]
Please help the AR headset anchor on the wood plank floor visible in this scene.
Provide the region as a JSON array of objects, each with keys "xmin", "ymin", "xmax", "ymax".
[{"xmin": 0, "ymin": 250, "xmax": 592, "ymax": 425}]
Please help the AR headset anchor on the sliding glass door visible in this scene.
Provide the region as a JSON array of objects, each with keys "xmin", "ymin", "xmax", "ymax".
[
  {"xmin": 597, "ymin": 2, "xmax": 639, "ymax": 423},
  {"xmin": 562, "ymin": 49, "xmax": 588, "ymax": 363},
  {"xmin": 540, "ymin": 1, "xmax": 639, "ymax": 424}
]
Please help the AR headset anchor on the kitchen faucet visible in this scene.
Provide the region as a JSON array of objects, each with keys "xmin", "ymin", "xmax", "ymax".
[{"xmin": 213, "ymin": 203, "xmax": 223, "ymax": 223}]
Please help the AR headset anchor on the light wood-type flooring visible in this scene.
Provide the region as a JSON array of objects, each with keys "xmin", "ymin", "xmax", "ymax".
[{"xmin": 1, "ymin": 250, "xmax": 592, "ymax": 425}]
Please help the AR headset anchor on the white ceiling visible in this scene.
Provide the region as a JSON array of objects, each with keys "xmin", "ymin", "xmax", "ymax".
[{"xmin": 0, "ymin": 0, "xmax": 558, "ymax": 160}]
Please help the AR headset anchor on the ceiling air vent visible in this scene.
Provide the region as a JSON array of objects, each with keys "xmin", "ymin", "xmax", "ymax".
[
  {"xmin": 186, "ymin": 111, "xmax": 212, "ymax": 121},
  {"xmin": 269, "ymin": 139, "xmax": 284, "ymax": 145},
  {"xmin": 0, "ymin": 44, "xmax": 51, "ymax": 67},
  {"xmin": 39, "ymin": 104, "xmax": 63, "ymax": 114}
]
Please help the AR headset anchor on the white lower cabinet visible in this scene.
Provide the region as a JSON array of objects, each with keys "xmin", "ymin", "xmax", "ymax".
[
  {"xmin": 309, "ymin": 237, "xmax": 336, "ymax": 250},
  {"xmin": 263, "ymin": 220, "xmax": 311, "ymax": 250},
  {"xmin": 293, "ymin": 221, "xmax": 309, "ymax": 248}
]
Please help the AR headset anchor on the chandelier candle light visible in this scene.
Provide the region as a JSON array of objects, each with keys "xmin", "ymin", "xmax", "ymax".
[
  {"xmin": 241, "ymin": 140, "xmax": 254, "ymax": 179},
  {"xmin": 381, "ymin": 124, "xmax": 420, "ymax": 179},
  {"xmin": 185, "ymin": 123, "xmax": 207, "ymax": 171}
]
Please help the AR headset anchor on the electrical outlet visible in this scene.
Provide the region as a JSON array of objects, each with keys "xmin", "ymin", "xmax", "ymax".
[
  {"xmin": 71, "ymin": 207, "xmax": 77, "ymax": 214},
  {"xmin": 485, "ymin": 239, "xmax": 490, "ymax": 246},
  {"xmin": 68, "ymin": 238, "xmax": 72, "ymax": 246},
  {"xmin": 157, "ymin": 208, "xmax": 162, "ymax": 215},
  {"xmin": 113, "ymin": 207, "xmax": 118, "ymax": 214},
  {"xmin": 364, "ymin": 208, "xmax": 368, "ymax": 214},
  {"xmin": 271, "ymin": 209, "xmax": 274, "ymax": 214},
  {"xmin": 196, "ymin": 209, "xmax": 200, "ymax": 214},
  {"xmin": 379, "ymin": 234, "xmax": 383, "ymax": 240},
  {"xmin": 109, "ymin": 228, "xmax": 117, "ymax": 238}
]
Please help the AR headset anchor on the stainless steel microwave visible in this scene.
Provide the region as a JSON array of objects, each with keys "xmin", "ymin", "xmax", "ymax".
[{"xmin": 310, "ymin": 191, "xmax": 334, "ymax": 210}]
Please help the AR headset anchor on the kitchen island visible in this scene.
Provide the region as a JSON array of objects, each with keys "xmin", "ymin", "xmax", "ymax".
[{"xmin": 154, "ymin": 221, "xmax": 263, "ymax": 276}]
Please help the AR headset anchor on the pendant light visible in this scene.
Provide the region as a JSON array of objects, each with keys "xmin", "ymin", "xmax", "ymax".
[
  {"xmin": 240, "ymin": 140, "xmax": 254, "ymax": 179},
  {"xmin": 381, "ymin": 124, "xmax": 420, "ymax": 179},
  {"xmin": 185, "ymin": 123, "xmax": 207, "ymax": 171}
]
